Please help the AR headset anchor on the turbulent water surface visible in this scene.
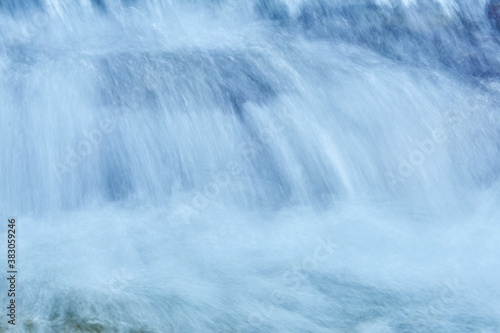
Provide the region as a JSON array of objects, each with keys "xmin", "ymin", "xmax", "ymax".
[{"xmin": 1, "ymin": 0, "xmax": 500, "ymax": 332}]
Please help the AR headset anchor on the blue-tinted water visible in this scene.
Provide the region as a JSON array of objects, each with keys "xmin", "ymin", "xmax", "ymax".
[{"xmin": 1, "ymin": 0, "xmax": 500, "ymax": 332}]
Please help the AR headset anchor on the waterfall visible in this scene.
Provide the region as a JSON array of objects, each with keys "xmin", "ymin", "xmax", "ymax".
[{"xmin": 1, "ymin": 0, "xmax": 499, "ymax": 331}]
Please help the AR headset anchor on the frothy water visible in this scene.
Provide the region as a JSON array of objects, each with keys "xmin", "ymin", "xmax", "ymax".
[{"xmin": 1, "ymin": 0, "xmax": 500, "ymax": 332}]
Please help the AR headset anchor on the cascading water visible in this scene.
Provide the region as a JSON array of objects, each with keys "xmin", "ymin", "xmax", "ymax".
[{"xmin": 1, "ymin": 0, "xmax": 500, "ymax": 332}]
